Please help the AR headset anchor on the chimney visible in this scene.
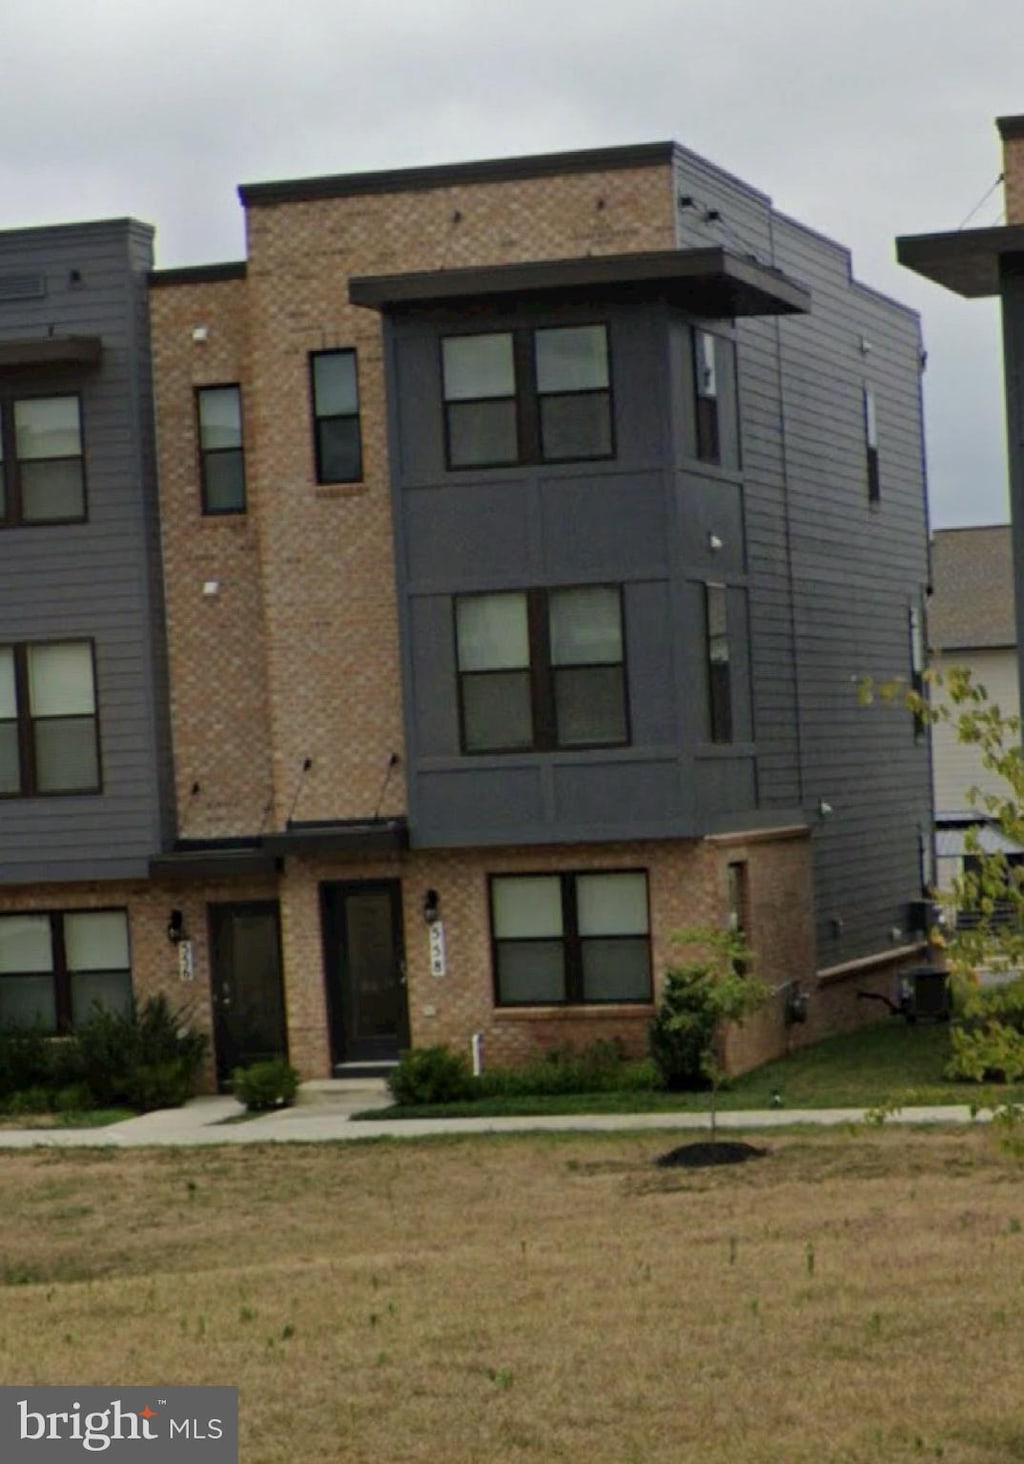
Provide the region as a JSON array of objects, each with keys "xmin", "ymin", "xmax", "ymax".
[{"xmin": 998, "ymin": 116, "xmax": 1024, "ymax": 225}]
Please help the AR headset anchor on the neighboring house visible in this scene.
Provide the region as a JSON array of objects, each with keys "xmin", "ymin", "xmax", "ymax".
[
  {"xmin": 928, "ymin": 525, "xmax": 1020, "ymax": 900},
  {"xmin": 0, "ymin": 141, "xmax": 933, "ymax": 1085}
]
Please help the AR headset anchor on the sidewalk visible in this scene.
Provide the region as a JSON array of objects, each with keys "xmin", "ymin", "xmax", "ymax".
[{"xmin": 0, "ymin": 1081, "xmax": 996, "ymax": 1149}]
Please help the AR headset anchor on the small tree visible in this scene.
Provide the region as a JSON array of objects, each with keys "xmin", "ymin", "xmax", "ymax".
[
  {"xmin": 861, "ymin": 667, "xmax": 1024, "ymax": 1083},
  {"xmin": 649, "ymin": 928, "xmax": 769, "ymax": 1139}
]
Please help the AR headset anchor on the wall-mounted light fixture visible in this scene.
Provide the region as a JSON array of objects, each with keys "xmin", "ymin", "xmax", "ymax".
[
  {"xmin": 167, "ymin": 909, "xmax": 187, "ymax": 945},
  {"xmin": 191, "ymin": 325, "xmax": 209, "ymax": 344},
  {"xmin": 817, "ymin": 798, "xmax": 833, "ymax": 819},
  {"xmin": 423, "ymin": 889, "xmax": 441, "ymax": 925}
]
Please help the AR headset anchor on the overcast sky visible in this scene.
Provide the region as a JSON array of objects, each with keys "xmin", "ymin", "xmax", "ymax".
[{"xmin": 2, "ymin": 0, "xmax": 1020, "ymax": 527}]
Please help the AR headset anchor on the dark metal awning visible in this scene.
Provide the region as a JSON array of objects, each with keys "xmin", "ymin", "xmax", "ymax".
[
  {"xmin": 350, "ymin": 247, "xmax": 810, "ymax": 319},
  {"xmin": 150, "ymin": 840, "xmax": 278, "ymax": 881},
  {"xmin": 896, "ymin": 223, "xmax": 1024, "ymax": 299},
  {"xmin": 261, "ymin": 818, "xmax": 409, "ymax": 857},
  {"xmin": 0, "ymin": 335, "xmax": 102, "ymax": 369}
]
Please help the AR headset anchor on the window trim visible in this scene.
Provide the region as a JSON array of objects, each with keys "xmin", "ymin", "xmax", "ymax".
[
  {"xmin": 0, "ymin": 906, "xmax": 131, "ymax": 1035},
  {"xmin": 454, "ymin": 584, "xmax": 630, "ymax": 755},
  {"xmin": 0, "ymin": 639, "xmax": 102, "ymax": 798},
  {"xmin": 310, "ymin": 349, "xmax": 363, "ymax": 485},
  {"xmin": 0, "ymin": 391, "xmax": 87, "ymax": 528},
  {"xmin": 441, "ymin": 323, "xmax": 615, "ymax": 472},
  {"xmin": 196, "ymin": 383, "xmax": 246, "ymax": 516},
  {"xmin": 488, "ymin": 869, "xmax": 652, "ymax": 1008}
]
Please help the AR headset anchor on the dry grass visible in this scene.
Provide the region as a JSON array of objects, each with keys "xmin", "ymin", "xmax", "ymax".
[{"xmin": 2, "ymin": 1129, "xmax": 1024, "ymax": 1462}]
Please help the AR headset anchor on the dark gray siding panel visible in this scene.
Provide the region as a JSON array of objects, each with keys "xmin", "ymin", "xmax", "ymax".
[
  {"xmin": 416, "ymin": 766, "xmax": 544, "ymax": 835},
  {"xmin": 672, "ymin": 150, "xmax": 931, "ymax": 965},
  {"xmin": 538, "ymin": 475, "xmax": 669, "ymax": 579},
  {"xmin": 0, "ymin": 220, "xmax": 167, "ymax": 884}
]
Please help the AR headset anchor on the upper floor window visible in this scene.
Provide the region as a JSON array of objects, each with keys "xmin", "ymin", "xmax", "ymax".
[
  {"xmin": 0, "ymin": 640, "xmax": 100, "ymax": 796},
  {"xmin": 196, "ymin": 385, "xmax": 245, "ymax": 514},
  {"xmin": 705, "ymin": 582, "xmax": 733, "ymax": 743},
  {"xmin": 0, "ymin": 394, "xmax": 85, "ymax": 525},
  {"xmin": 864, "ymin": 386, "xmax": 880, "ymax": 503},
  {"xmin": 455, "ymin": 584, "xmax": 627, "ymax": 753},
  {"xmin": 311, "ymin": 350, "xmax": 362, "ymax": 483},
  {"xmin": 0, "ymin": 908, "xmax": 131, "ymax": 1033},
  {"xmin": 441, "ymin": 324, "xmax": 613, "ymax": 470},
  {"xmin": 490, "ymin": 870, "xmax": 651, "ymax": 1006},
  {"xmin": 694, "ymin": 330, "xmax": 720, "ymax": 464}
]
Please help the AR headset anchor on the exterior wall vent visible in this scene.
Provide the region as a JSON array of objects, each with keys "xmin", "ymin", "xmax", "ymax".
[{"xmin": 0, "ymin": 273, "xmax": 46, "ymax": 302}]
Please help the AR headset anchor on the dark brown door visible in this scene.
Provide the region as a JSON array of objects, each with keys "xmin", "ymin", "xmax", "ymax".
[
  {"xmin": 321, "ymin": 881, "xmax": 409, "ymax": 1066},
  {"xmin": 209, "ymin": 901, "xmax": 288, "ymax": 1086}
]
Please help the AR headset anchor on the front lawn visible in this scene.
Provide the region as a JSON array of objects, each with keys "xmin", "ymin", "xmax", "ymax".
[
  {"xmin": 357, "ymin": 1020, "xmax": 1024, "ymax": 1119},
  {"xmin": 4, "ymin": 1129, "xmax": 1024, "ymax": 1462}
]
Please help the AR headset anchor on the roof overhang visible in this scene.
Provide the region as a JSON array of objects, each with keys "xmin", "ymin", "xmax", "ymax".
[
  {"xmin": 896, "ymin": 223, "xmax": 1024, "ymax": 298},
  {"xmin": 262, "ymin": 818, "xmax": 409, "ymax": 857},
  {"xmin": 350, "ymin": 247, "xmax": 810, "ymax": 319},
  {"xmin": 0, "ymin": 335, "xmax": 102, "ymax": 369}
]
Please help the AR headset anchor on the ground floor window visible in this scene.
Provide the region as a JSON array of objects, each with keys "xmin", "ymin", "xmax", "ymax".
[
  {"xmin": 489, "ymin": 870, "xmax": 651, "ymax": 1006},
  {"xmin": 0, "ymin": 908, "xmax": 131, "ymax": 1033}
]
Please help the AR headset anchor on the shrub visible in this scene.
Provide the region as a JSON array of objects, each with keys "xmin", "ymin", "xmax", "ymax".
[
  {"xmin": 648, "ymin": 929, "xmax": 768, "ymax": 1093},
  {"xmin": 478, "ymin": 1041, "xmax": 659, "ymax": 1097},
  {"xmin": 70, "ymin": 996, "xmax": 207, "ymax": 1111},
  {"xmin": 388, "ymin": 1046, "xmax": 474, "ymax": 1105},
  {"xmin": 232, "ymin": 1058, "xmax": 300, "ymax": 1112},
  {"xmin": 946, "ymin": 1024, "xmax": 1024, "ymax": 1084},
  {"xmin": 7, "ymin": 1086, "xmax": 53, "ymax": 1115},
  {"xmin": 0, "ymin": 1028, "xmax": 55, "ymax": 1101}
]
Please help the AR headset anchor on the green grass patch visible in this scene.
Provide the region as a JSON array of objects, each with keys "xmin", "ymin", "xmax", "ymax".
[
  {"xmin": 0, "ymin": 1107, "xmax": 133, "ymax": 1129},
  {"xmin": 355, "ymin": 1021, "xmax": 1024, "ymax": 1120}
]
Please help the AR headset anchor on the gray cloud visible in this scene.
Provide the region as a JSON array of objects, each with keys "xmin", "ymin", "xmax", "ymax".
[{"xmin": 0, "ymin": 0, "xmax": 1018, "ymax": 524}]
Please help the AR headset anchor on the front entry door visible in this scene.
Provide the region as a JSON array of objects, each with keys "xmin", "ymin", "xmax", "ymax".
[
  {"xmin": 209, "ymin": 901, "xmax": 288, "ymax": 1086},
  {"xmin": 321, "ymin": 881, "xmax": 409, "ymax": 1067}
]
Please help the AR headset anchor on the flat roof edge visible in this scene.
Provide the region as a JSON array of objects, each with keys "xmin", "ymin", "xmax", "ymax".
[
  {"xmin": 150, "ymin": 261, "xmax": 248, "ymax": 287},
  {"xmin": 239, "ymin": 142, "xmax": 676, "ymax": 207}
]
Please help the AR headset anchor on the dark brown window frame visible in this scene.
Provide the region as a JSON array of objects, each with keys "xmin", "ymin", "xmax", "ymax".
[
  {"xmin": 310, "ymin": 349, "xmax": 363, "ymax": 484},
  {"xmin": 0, "ymin": 906, "xmax": 131, "ymax": 1035},
  {"xmin": 0, "ymin": 638, "xmax": 102, "ymax": 798},
  {"xmin": 196, "ymin": 383, "xmax": 246, "ymax": 515},
  {"xmin": 0, "ymin": 390, "xmax": 87, "ymax": 528},
  {"xmin": 441, "ymin": 323, "xmax": 615, "ymax": 471},
  {"xmin": 454, "ymin": 584, "xmax": 630, "ymax": 754},
  {"xmin": 489, "ymin": 868, "xmax": 652, "ymax": 1008}
]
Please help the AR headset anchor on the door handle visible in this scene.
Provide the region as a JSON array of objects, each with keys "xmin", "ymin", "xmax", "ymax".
[{"xmin": 397, "ymin": 957, "xmax": 407, "ymax": 987}]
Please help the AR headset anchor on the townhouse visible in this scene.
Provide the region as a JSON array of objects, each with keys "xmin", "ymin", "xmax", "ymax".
[{"xmin": 0, "ymin": 142, "xmax": 933, "ymax": 1084}]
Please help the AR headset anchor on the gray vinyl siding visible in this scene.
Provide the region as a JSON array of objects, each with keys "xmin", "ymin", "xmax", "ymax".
[
  {"xmin": 673, "ymin": 145, "xmax": 931, "ymax": 966},
  {"xmin": 0, "ymin": 219, "xmax": 171, "ymax": 882},
  {"xmin": 386, "ymin": 297, "xmax": 763, "ymax": 848}
]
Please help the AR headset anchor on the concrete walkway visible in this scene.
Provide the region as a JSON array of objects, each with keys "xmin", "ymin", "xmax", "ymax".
[{"xmin": 0, "ymin": 1081, "xmax": 1000, "ymax": 1149}]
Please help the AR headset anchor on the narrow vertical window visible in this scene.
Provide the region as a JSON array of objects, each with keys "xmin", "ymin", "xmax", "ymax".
[
  {"xmin": 455, "ymin": 593, "xmax": 533, "ymax": 752},
  {"xmin": 26, "ymin": 642, "xmax": 100, "ymax": 793},
  {"xmin": 548, "ymin": 585, "xmax": 627, "ymax": 747},
  {"xmin": 694, "ymin": 330, "xmax": 720, "ymax": 464},
  {"xmin": 311, "ymin": 350, "xmax": 362, "ymax": 483},
  {"xmin": 442, "ymin": 333, "xmax": 517, "ymax": 469},
  {"xmin": 14, "ymin": 395, "xmax": 85, "ymax": 522},
  {"xmin": 726, "ymin": 861, "xmax": 749, "ymax": 974},
  {"xmin": 864, "ymin": 386, "xmax": 880, "ymax": 503},
  {"xmin": 535, "ymin": 325, "xmax": 612, "ymax": 462},
  {"xmin": 196, "ymin": 385, "xmax": 245, "ymax": 514},
  {"xmin": 705, "ymin": 583, "xmax": 732, "ymax": 743}
]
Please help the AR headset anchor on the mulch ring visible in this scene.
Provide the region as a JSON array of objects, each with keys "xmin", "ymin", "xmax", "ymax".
[{"xmin": 655, "ymin": 1140, "xmax": 766, "ymax": 1169}]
